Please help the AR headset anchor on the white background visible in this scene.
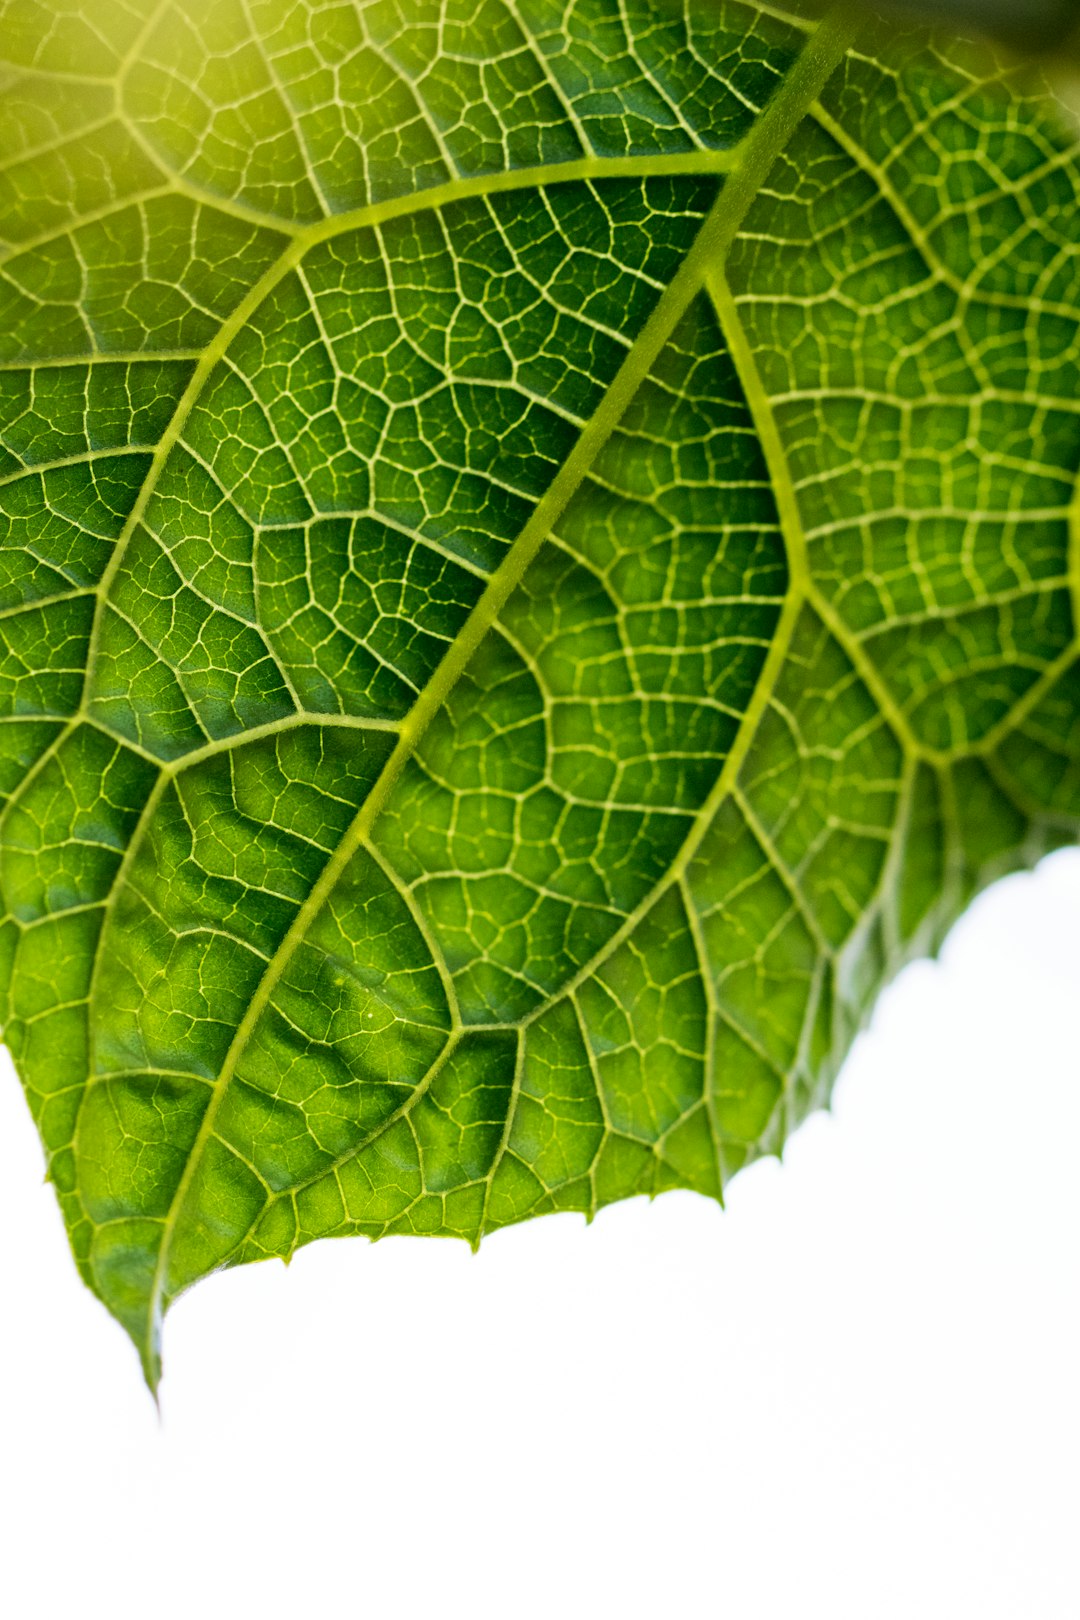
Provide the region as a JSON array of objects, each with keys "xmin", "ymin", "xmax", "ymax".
[{"xmin": 1, "ymin": 849, "xmax": 1078, "ymax": 1619}]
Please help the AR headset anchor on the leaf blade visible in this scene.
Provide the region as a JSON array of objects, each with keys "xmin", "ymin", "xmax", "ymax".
[{"xmin": 0, "ymin": 0, "xmax": 1077, "ymax": 1385}]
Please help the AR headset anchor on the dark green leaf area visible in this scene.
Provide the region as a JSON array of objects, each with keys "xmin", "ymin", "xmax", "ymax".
[{"xmin": 874, "ymin": 0, "xmax": 1078, "ymax": 55}]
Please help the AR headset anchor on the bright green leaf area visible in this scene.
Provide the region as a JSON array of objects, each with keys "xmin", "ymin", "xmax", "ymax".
[{"xmin": 2, "ymin": 0, "xmax": 1079, "ymax": 1389}]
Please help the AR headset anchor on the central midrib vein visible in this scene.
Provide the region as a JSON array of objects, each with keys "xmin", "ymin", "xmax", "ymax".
[{"xmin": 137, "ymin": 4, "xmax": 860, "ymax": 1381}]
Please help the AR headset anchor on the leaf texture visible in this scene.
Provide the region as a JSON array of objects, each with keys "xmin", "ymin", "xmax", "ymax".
[{"xmin": 1, "ymin": 0, "xmax": 1078, "ymax": 1386}]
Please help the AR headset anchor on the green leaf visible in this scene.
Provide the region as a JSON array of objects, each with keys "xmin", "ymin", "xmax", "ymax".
[{"xmin": 2, "ymin": 0, "xmax": 1078, "ymax": 1390}]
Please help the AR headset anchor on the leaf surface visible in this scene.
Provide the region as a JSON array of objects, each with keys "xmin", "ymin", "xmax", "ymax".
[{"xmin": 2, "ymin": 0, "xmax": 1079, "ymax": 1386}]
